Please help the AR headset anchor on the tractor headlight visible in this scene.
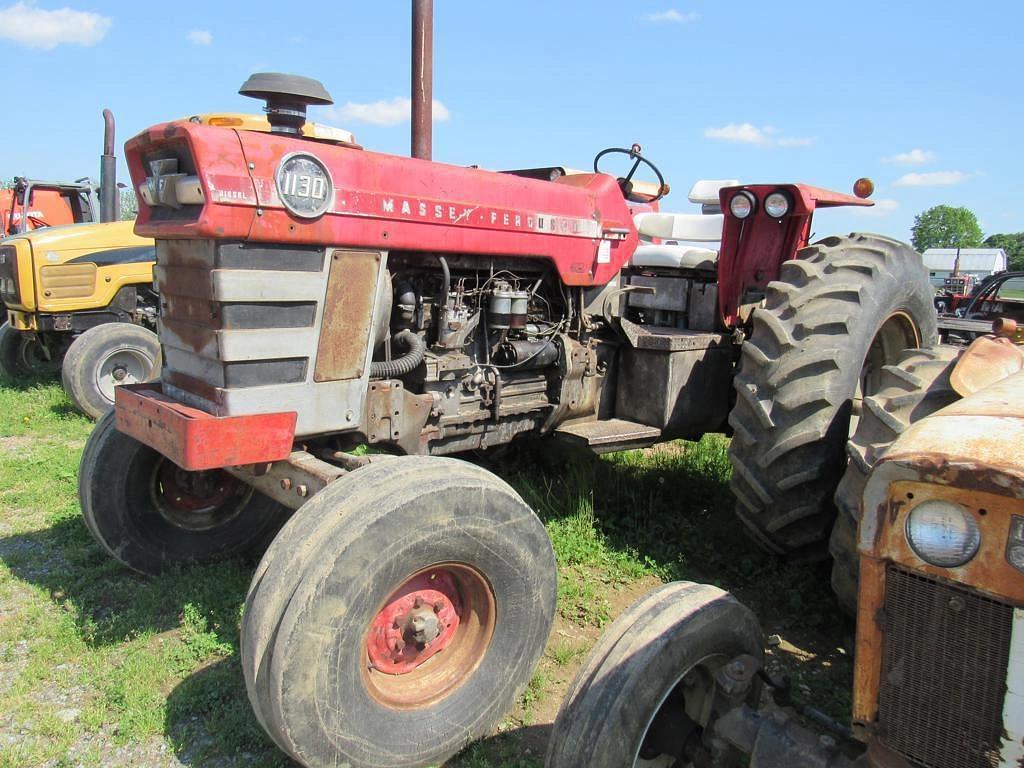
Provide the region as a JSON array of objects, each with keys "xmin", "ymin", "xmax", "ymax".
[
  {"xmin": 764, "ymin": 191, "xmax": 791, "ymax": 218},
  {"xmin": 906, "ymin": 500, "xmax": 980, "ymax": 567},
  {"xmin": 729, "ymin": 191, "xmax": 756, "ymax": 219}
]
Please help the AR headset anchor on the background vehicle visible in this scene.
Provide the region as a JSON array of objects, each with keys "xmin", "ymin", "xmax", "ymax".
[
  {"xmin": 0, "ymin": 109, "xmax": 159, "ymax": 419},
  {"xmin": 547, "ymin": 326, "xmax": 1024, "ymax": 768},
  {"xmin": 936, "ymin": 270, "xmax": 1024, "ymax": 344},
  {"xmin": 1, "ymin": 177, "xmax": 100, "ymax": 237}
]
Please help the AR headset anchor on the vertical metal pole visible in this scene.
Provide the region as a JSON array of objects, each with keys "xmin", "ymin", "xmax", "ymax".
[
  {"xmin": 411, "ymin": 0, "xmax": 433, "ymax": 160},
  {"xmin": 100, "ymin": 109, "xmax": 118, "ymax": 222}
]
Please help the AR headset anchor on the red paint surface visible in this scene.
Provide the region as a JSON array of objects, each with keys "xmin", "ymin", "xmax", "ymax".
[
  {"xmin": 366, "ymin": 570, "xmax": 463, "ymax": 675},
  {"xmin": 114, "ymin": 384, "xmax": 296, "ymax": 471},
  {"xmin": 126, "ymin": 122, "xmax": 639, "ymax": 287}
]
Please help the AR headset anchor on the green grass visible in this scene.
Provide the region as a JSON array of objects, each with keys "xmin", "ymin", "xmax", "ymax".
[{"xmin": 0, "ymin": 376, "xmax": 852, "ymax": 767}]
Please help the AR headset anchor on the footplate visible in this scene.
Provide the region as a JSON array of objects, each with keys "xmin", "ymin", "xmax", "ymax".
[{"xmin": 114, "ymin": 383, "xmax": 297, "ymax": 471}]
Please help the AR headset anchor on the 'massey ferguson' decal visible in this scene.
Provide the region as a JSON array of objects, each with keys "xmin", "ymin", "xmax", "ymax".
[
  {"xmin": 275, "ymin": 153, "xmax": 333, "ymax": 219},
  {"xmin": 250, "ymin": 175, "xmax": 602, "ymax": 239}
]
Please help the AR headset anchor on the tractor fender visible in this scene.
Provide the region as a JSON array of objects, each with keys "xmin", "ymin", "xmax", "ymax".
[{"xmin": 949, "ymin": 334, "xmax": 1024, "ymax": 396}]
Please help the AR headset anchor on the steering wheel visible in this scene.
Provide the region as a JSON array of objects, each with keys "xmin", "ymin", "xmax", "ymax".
[{"xmin": 593, "ymin": 144, "xmax": 667, "ymax": 203}]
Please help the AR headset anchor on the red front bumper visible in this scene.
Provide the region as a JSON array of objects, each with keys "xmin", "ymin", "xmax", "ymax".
[{"xmin": 114, "ymin": 384, "xmax": 297, "ymax": 471}]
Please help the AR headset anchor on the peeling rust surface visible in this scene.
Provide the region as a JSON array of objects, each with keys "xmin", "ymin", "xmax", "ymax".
[{"xmin": 314, "ymin": 249, "xmax": 381, "ymax": 382}]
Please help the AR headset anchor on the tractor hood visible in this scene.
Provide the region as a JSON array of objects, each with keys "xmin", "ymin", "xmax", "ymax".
[{"xmin": 9, "ymin": 219, "xmax": 149, "ymax": 252}]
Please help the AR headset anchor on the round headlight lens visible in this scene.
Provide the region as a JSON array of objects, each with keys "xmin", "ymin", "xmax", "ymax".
[
  {"xmin": 729, "ymin": 192, "xmax": 755, "ymax": 219},
  {"xmin": 905, "ymin": 500, "xmax": 980, "ymax": 567},
  {"xmin": 764, "ymin": 191, "xmax": 791, "ymax": 218}
]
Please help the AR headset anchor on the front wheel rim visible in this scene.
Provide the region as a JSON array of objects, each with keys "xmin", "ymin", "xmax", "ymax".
[
  {"xmin": 633, "ymin": 653, "xmax": 727, "ymax": 767},
  {"xmin": 362, "ymin": 563, "xmax": 496, "ymax": 710},
  {"xmin": 150, "ymin": 459, "xmax": 252, "ymax": 531}
]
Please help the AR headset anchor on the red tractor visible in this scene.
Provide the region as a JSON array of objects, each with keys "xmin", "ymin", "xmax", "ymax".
[{"xmin": 76, "ymin": 71, "xmax": 936, "ymax": 767}]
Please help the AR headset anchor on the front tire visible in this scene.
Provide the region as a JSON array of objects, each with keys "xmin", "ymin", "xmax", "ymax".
[
  {"xmin": 62, "ymin": 322, "xmax": 161, "ymax": 419},
  {"xmin": 242, "ymin": 456, "xmax": 557, "ymax": 768},
  {"xmin": 546, "ymin": 581, "xmax": 763, "ymax": 768},
  {"xmin": 78, "ymin": 411, "xmax": 291, "ymax": 574},
  {"xmin": 728, "ymin": 233, "xmax": 937, "ymax": 558}
]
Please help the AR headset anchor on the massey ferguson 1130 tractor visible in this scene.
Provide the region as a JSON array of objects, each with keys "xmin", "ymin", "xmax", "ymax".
[
  {"xmin": 76, "ymin": 70, "xmax": 935, "ymax": 767},
  {"xmin": 546, "ymin": 327, "xmax": 1024, "ymax": 768}
]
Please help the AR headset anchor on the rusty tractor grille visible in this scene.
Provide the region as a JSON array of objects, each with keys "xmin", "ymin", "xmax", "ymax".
[{"xmin": 878, "ymin": 565, "xmax": 1013, "ymax": 768}]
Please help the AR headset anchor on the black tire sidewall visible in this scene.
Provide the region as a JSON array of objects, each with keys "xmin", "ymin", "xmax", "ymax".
[{"xmin": 271, "ymin": 478, "xmax": 556, "ymax": 768}]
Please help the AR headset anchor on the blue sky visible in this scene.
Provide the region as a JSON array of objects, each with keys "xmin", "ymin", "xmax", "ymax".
[{"xmin": 1, "ymin": 0, "xmax": 1020, "ymax": 241}]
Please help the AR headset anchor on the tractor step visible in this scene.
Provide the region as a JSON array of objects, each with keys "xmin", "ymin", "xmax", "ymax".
[{"xmin": 554, "ymin": 419, "xmax": 662, "ymax": 454}]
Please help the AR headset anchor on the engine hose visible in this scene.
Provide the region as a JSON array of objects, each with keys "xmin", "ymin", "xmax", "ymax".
[{"xmin": 370, "ymin": 329, "xmax": 426, "ymax": 379}]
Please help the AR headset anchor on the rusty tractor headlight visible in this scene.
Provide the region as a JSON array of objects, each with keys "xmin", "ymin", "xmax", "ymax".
[
  {"xmin": 729, "ymin": 191, "xmax": 756, "ymax": 219},
  {"xmin": 764, "ymin": 190, "xmax": 791, "ymax": 218},
  {"xmin": 906, "ymin": 500, "xmax": 981, "ymax": 567}
]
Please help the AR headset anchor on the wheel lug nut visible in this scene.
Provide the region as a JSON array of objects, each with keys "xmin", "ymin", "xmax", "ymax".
[
  {"xmin": 280, "ymin": 478, "xmax": 292, "ymax": 490},
  {"xmin": 433, "ymin": 601, "xmax": 443, "ymax": 613},
  {"xmin": 413, "ymin": 597, "xmax": 423, "ymax": 609}
]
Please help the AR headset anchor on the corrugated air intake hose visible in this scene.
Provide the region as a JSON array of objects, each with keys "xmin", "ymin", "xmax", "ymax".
[{"xmin": 369, "ymin": 329, "xmax": 426, "ymax": 379}]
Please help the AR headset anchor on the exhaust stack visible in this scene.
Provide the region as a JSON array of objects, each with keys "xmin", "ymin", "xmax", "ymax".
[
  {"xmin": 411, "ymin": 0, "xmax": 433, "ymax": 160},
  {"xmin": 100, "ymin": 108, "xmax": 118, "ymax": 222}
]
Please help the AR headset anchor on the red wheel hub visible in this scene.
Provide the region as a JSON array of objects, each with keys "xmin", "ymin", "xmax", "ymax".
[
  {"xmin": 157, "ymin": 462, "xmax": 239, "ymax": 513},
  {"xmin": 367, "ymin": 570, "xmax": 463, "ymax": 675}
]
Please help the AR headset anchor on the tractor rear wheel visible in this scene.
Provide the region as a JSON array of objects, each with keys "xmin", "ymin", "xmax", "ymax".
[
  {"xmin": 78, "ymin": 411, "xmax": 291, "ymax": 574},
  {"xmin": 241, "ymin": 456, "xmax": 557, "ymax": 768},
  {"xmin": 62, "ymin": 322, "xmax": 161, "ymax": 419},
  {"xmin": 728, "ymin": 233, "xmax": 936, "ymax": 559},
  {"xmin": 546, "ymin": 581, "xmax": 763, "ymax": 768},
  {"xmin": 829, "ymin": 345, "xmax": 961, "ymax": 614}
]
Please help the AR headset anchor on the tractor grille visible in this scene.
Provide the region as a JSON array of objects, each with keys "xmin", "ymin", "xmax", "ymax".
[{"xmin": 878, "ymin": 565, "xmax": 1013, "ymax": 768}]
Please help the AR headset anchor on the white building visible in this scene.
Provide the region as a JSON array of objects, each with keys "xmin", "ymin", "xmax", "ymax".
[{"xmin": 922, "ymin": 248, "xmax": 1008, "ymax": 287}]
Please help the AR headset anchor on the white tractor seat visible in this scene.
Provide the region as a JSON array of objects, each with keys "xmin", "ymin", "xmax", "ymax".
[
  {"xmin": 633, "ymin": 211, "xmax": 724, "ymax": 242},
  {"xmin": 632, "ymin": 244, "xmax": 718, "ymax": 272},
  {"xmin": 688, "ymin": 178, "xmax": 739, "ymax": 205}
]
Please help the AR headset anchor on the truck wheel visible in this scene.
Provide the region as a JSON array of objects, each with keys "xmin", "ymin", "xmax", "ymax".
[
  {"xmin": 242, "ymin": 456, "xmax": 557, "ymax": 768},
  {"xmin": 728, "ymin": 233, "xmax": 937, "ymax": 558},
  {"xmin": 62, "ymin": 323, "xmax": 161, "ymax": 419},
  {"xmin": 0, "ymin": 322, "xmax": 59, "ymax": 379},
  {"xmin": 546, "ymin": 581, "xmax": 763, "ymax": 768},
  {"xmin": 829, "ymin": 346, "xmax": 961, "ymax": 614},
  {"xmin": 78, "ymin": 411, "xmax": 291, "ymax": 574}
]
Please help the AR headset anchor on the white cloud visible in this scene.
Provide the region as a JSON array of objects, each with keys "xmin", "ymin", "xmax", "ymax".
[
  {"xmin": 643, "ymin": 9, "xmax": 698, "ymax": 23},
  {"xmin": 893, "ymin": 170, "xmax": 970, "ymax": 187},
  {"xmin": 328, "ymin": 97, "xmax": 451, "ymax": 127},
  {"xmin": 882, "ymin": 148, "xmax": 934, "ymax": 165},
  {"xmin": 704, "ymin": 122, "xmax": 814, "ymax": 147},
  {"xmin": 851, "ymin": 198, "xmax": 899, "ymax": 217},
  {"xmin": 0, "ymin": 1, "xmax": 110, "ymax": 50},
  {"xmin": 187, "ymin": 29, "xmax": 212, "ymax": 46}
]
